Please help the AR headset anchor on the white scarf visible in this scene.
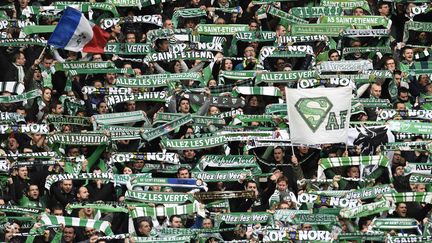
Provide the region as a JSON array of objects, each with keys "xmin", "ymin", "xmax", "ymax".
[{"xmin": 13, "ymin": 63, "xmax": 25, "ymax": 83}]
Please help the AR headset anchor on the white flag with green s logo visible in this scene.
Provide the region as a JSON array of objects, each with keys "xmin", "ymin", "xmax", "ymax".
[{"xmin": 286, "ymin": 87, "xmax": 352, "ymax": 144}]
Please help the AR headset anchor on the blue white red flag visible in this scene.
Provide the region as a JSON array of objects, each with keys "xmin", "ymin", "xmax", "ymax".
[{"xmin": 48, "ymin": 7, "xmax": 109, "ymax": 53}]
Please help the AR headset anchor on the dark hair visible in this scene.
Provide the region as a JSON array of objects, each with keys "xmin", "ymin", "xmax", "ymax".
[{"xmin": 169, "ymin": 215, "xmax": 181, "ymax": 223}]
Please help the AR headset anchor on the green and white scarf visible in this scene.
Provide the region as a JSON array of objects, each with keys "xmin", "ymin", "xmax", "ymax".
[
  {"xmin": 192, "ymin": 170, "xmax": 254, "ymax": 182},
  {"xmin": 230, "ymin": 31, "xmax": 276, "ymax": 55},
  {"xmin": 127, "ymin": 177, "xmax": 207, "ymax": 191},
  {"xmin": 195, "ymin": 155, "xmax": 257, "ymax": 171},
  {"xmin": 154, "ymin": 113, "xmax": 225, "ymax": 126},
  {"xmin": 382, "ymin": 141, "xmax": 432, "ymax": 153},
  {"xmin": 319, "ymin": 155, "xmax": 389, "ymax": 171},
  {"xmin": 291, "ymin": 24, "xmax": 352, "ymax": 37},
  {"xmin": 0, "ymin": 89, "xmax": 41, "ymax": 103},
  {"xmin": 47, "ymin": 133, "xmax": 110, "ymax": 145},
  {"xmin": 410, "ymin": 173, "xmax": 432, "ymax": 184},
  {"xmin": 289, "ymin": 6, "xmax": 343, "ymax": 18},
  {"xmin": 54, "ymin": 61, "xmax": 115, "ymax": 72},
  {"xmin": 110, "ymin": 152, "xmax": 179, "ymax": 164},
  {"xmin": 67, "ymin": 68, "xmax": 134, "ymax": 76},
  {"xmin": 288, "ymin": 213, "xmax": 338, "ymax": 225},
  {"xmin": 0, "ymin": 124, "xmax": 49, "ymax": 134},
  {"xmin": 40, "ymin": 214, "xmax": 113, "ymax": 236},
  {"xmin": 371, "ymin": 218, "xmax": 418, "ymax": 230},
  {"xmin": 341, "ymin": 28, "xmax": 390, "ymax": 37},
  {"xmin": 378, "ymin": 109, "xmax": 432, "ymax": 121},
  {"xmin": 130, "ymin": 236, "xmax": 192, "ymax": 243},
  {"xmin": 100, "ymin": 15, "xmax": 162, "ymax": 29},
  {"xmin": 233, "ymin": 86, "xmax": 281, "ymax": 97},
  {"xmin": 320, "ymin": 15, "xmax": 389, "ymax": 28},
  {"xmin": 194, "ymin": 191, "xmax": 255, "ymax": 201},
  {"xmin": 297, "ymin": 193, "xmax": 361, "ymax": 208},
  {"xmin": 0, "ymin": 38, "xmax": 46, "ymax": 46},
  {"xmin": 318, "ymin": 60, "xmax": 373, "ymax": 72},
  {"xmin": 4, "ymin": 151, "xmax": 57, "ymax": 160},
  {"xmin": 141, "ymin": 114, "xmax": 192, "ymax": 141},
  {"xmin": 130, "ymin": 201, "xmax": 204, "ymax": 218},
  {"xmin": 143, "ymin": 50, "xmax": 214, "ymax": 63},
  {"xmin": 115, "ymin": 72, "xmax": 203, "ymax": 87},
  {"xmin": 105, "ymin": 91, "xmax": 168, "ymax": 106},
  {"xmin": 65, "ymin": 202, "xmax": 129, "ymax": 214},
  {"xmin": 46, "ymin": 115, "xmax": 91, "ymax": 127},
  {"xmin": 93, "ymin": 110, "xmax": 148, "ymax": 127},
  {"xmin": 215, "ymin": 212, "xmax": 273, "ymax": 226},
  {"xmin": 0, "ymin": 205, "xmax": 43, "ymax": 215},
  {"xmin": 45, "ymin": 173, "xmax": 115, "ymax": 190},
  {"xmin": 104, "ymin": 43, "xmax": 153, "ymax": 55},
  {"xmin": 81, "ymin": 86, "xmax": 132, "ymax": 95},
  {"xmin": 344, "ymin": 184, "xmax": 395, "ymax": 200},
  {"xmin": 383, "ymin": 192, "xmax": 432, "ymax": 203},
  {"xmin": 353, "ymin": 98, "xmax": 393, "ymax": 108},
  {"xmin": 320, "ymin": 0, "xmax": 371, "ymax": 12},
  {"xmin": 196, "ymin": 24, "xmax": 249, "ymax": 36},
  {"xmin": 125, "ymin": 190, "xmax": 194, "ymax": 204},
  {"xmin": 389, "ymin": 120, "xmax": 432, "ymax": 135},
  {"xmin": 339, "ymin": 200, "xmax": 393, "ymax": 218},
  {"xmin": 161, "ymin": 135, "xmax": 226, "ymax": 150},
  {"xmin": 258, "ymin": 4, "xmax": 309, "ymax": 25}
]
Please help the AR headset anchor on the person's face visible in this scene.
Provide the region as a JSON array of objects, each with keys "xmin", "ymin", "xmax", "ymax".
[
  {"xmin": 385, "ymin": 59, "xmax": 396, "ymax": 72},
  {"xmin": 244, "ymin": 47, "xmax": 255, "ymax": 58},
  {"xmin": 17, "ymin": 167, "xmax": 28, "ymax": 179},
  {"xmin": 416, "ymin": 184, "xmax": 426, "ymax": 192},
  {"xmin": 370, "ymin": 84, "xmax": 382, "ymax": 98},
  {"xmin": 246, "ymin": 182, "xmax": 257, "ymax": 191},
  {"xmin": 28, "ymin": 185, "xmax": 39, "ymax": 199},
  {"xmin": 33, "ymin": 69, "xmax": 42, "ymax": 80},
  {"xmin": 68, "ymin": 148, "xmax": 80, "ymax": 157},
  {"xmin": 43, "ymin": 58, "xmax": 53, "ymax": 69},
  {"xmin": 123, "ymin": 167, "xmax": 133, "ymax": 174},
  {"xmin": 202, "ymin": 219, "xmax": 213, "ymax": 229},
  {"xmin": 43, "ymin": 89, "xmax": 52, "ymax": 102},
  {"xmin": 53, "ymin": 104, "xmax": 63, "ymax": 114},
  {"xmin": 84, "ymin": 228, "xmax": 95, "ymax": 237},
  {"xmin": 379, "ymin": 4, "xmax": 390, "ymax": 16},
  {"xmin": 126, "ymin": 33, "xmax": 136, "ymax": 43},
  {"xmin": 298, "ymin": 146, "xmax": 309, "ymax": 154},
  {"xmin": 209, "ymin": 106, "xmax": 220, "ymax": 115},
  {"xmin": 84, "ymin": 207, "xmax": 93, "ymax": 216},
  {"xmin": 399, "ymin": 92, "xmax": 409, "ymax": 102},
  {"xmin": 98, "ymin": 102, "xmax": 108, "ymax": 114},
  {"xmin": 171, "ymin": 217, "xmax": 183, "ymax": 228},
  {"xmin": 249, "ymin": 96, "xmax": 258, "ymax": 106},
  {"xmin": 403, "ymin": 49, "xmax": 414, "ymax": 62},
  {"xmin": 395, "ymin": 103, "xmax": 405, "ymax": 110},
  {"xmin": 419, "ymin": 75, "xmax": 429, "ymax": 86},
  {"xmin": 208, "ymin": 80, "xmax": 217, "ymax": 88},
  {"xmin": 249, "ymin": 22, "xmax": 258, "ymax": 31},
  {"xmin": 277, "ymin": 181, "xmax": 288, "ymax": 191},
  {"xmin": 184, "ymin": 150, "xmax": 195, "ymax": 160},
  {"xmin": 78, "ymin": 187, "xmax": 89, "ymax": 200},
  {"xmin": 396, "ymin": 203, "xmax": 407, "ymax": 217},
  {"xmin": 275, "ymin": 59, "xmax": 285, "ymax": 71},
  {"xmin": 353, "ymin": 8, "xmax": 364, "ymax": 16},
  {"xmin": 395, "ymin": 165, "xmax": 404, "ymax": 176},
  {"xmin": 164, "ymin": 20, "xmax": 173, "ymax": 29},
  {"xmin": 277, "ymin": 26, "xmax": 286, "ymax": 37},
  {"xmin": 224, "ymin": 60, "xmax": 233, "ymax": 71},
  {"xmin": 186, "ymin": 20, "xmax": 196, "ymax": 29},
  {"xmin": 61, "ymin": 180, "xmax": 73, "ymax": 193},
  {"xmin": 419, "ymin": 32, "xmax": 427, "ymax": 42},
  {"xmin": 134, "ymin": 160, "xmax": 144, "ymax": 170},
  {"xmin": 126, "ymin": 102, "xmax": 136, "ymax": 111},
  {"xmin": 347, "ymin": 167, "xmax": 360, "ymax": 178},
  {"xmin": 94, "ymin": 81, "xmax": 103, "ymax": 88},
  {"xmin": 17, "ymin": 108, "xmax": 26, "ymax": 117},
  {"xmin": 93, "ymin": 54, "xmax": 103, "ymax": 61},
  {"xmin": 19, "ymin": 0, "xmax": 30, "ymax": 8},
  {"xmin": 179, "ymin": 100, "xmax": 190, "ymax": 113},
  {"xmin": 329, "ymin": 52, "xmax": 340, "ymax": 61},
  {"xmin": 273, "ymin": 148, "xmax": 284, "ymax": 162},
  {"xmin": 53, "ymin": 209, "xmax": 63, "ymax": 216},
  {"xmin": 174, "ymin": 62, "xmax": 181, "ymax": 73},
  {"xmin": 278, "ymin": 202, "xmax": 289, "ymax": 209},
  {"xmin": 139, "ymin": 221, "xmax": 152, "ymax": 235},
  {"xmin": 16, "ymin": 53, "xmax": 26, "ymax": 65},
  {"xmin": 63, "ymin": 228, "xmax": 75, "ymax": 243},
  {"xmin": 427, "ymin": 84, "xmax": 432, "ymax": 94},
  {"xmin": 177, "ymin": 169, "xmax": 189, "ymax": 178},
  {"xmin": 105, "ymin": 73, "xmax": 116, "ymax": 84},
  {"xmin": 302, "ymin": 224, "xmax": 312, "ymax": 231},
  {"xmin": 394, "ymin": 74, "xmax": 402, "ymax": 85},
  {"xmin": 8, "ymin": 137, "xmax": 19, "ymax": 150}
]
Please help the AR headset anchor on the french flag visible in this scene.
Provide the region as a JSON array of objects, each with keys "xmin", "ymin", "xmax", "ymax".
[{"xmin": 48, "ymin": 7, "xmax": 109, "ymax": 53}]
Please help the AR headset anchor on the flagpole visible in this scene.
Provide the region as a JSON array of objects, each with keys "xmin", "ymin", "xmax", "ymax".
[{"xmin": 37, "ymin": 45, "xmax": 47, "ymax": 61}]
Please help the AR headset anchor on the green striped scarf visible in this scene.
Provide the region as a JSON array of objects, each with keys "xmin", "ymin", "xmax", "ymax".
[
  {"xmin": 383, "ymin": 192, "xmax": 432, "ymax": 203},
  {"xmin": 339, "ymin": 200, "xmax": 392, "ymax": 218},
  {"xmin": 319, "ymin": 155, "xmax": 389, "ymax": 170},
  {"xmin": 232, "ymin": 86, "xmax": 281, "ymax": 97},
  {"xmin": 371, "ymin": 218, "xmax": 418, "ymax": 230},
  {"xmin": 130, "ymin": 202, "xmax": 204, "ymax": 218},
  {"xmin": 40, "ymin": 214, "xmax": 113, "ymax": 236}
]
